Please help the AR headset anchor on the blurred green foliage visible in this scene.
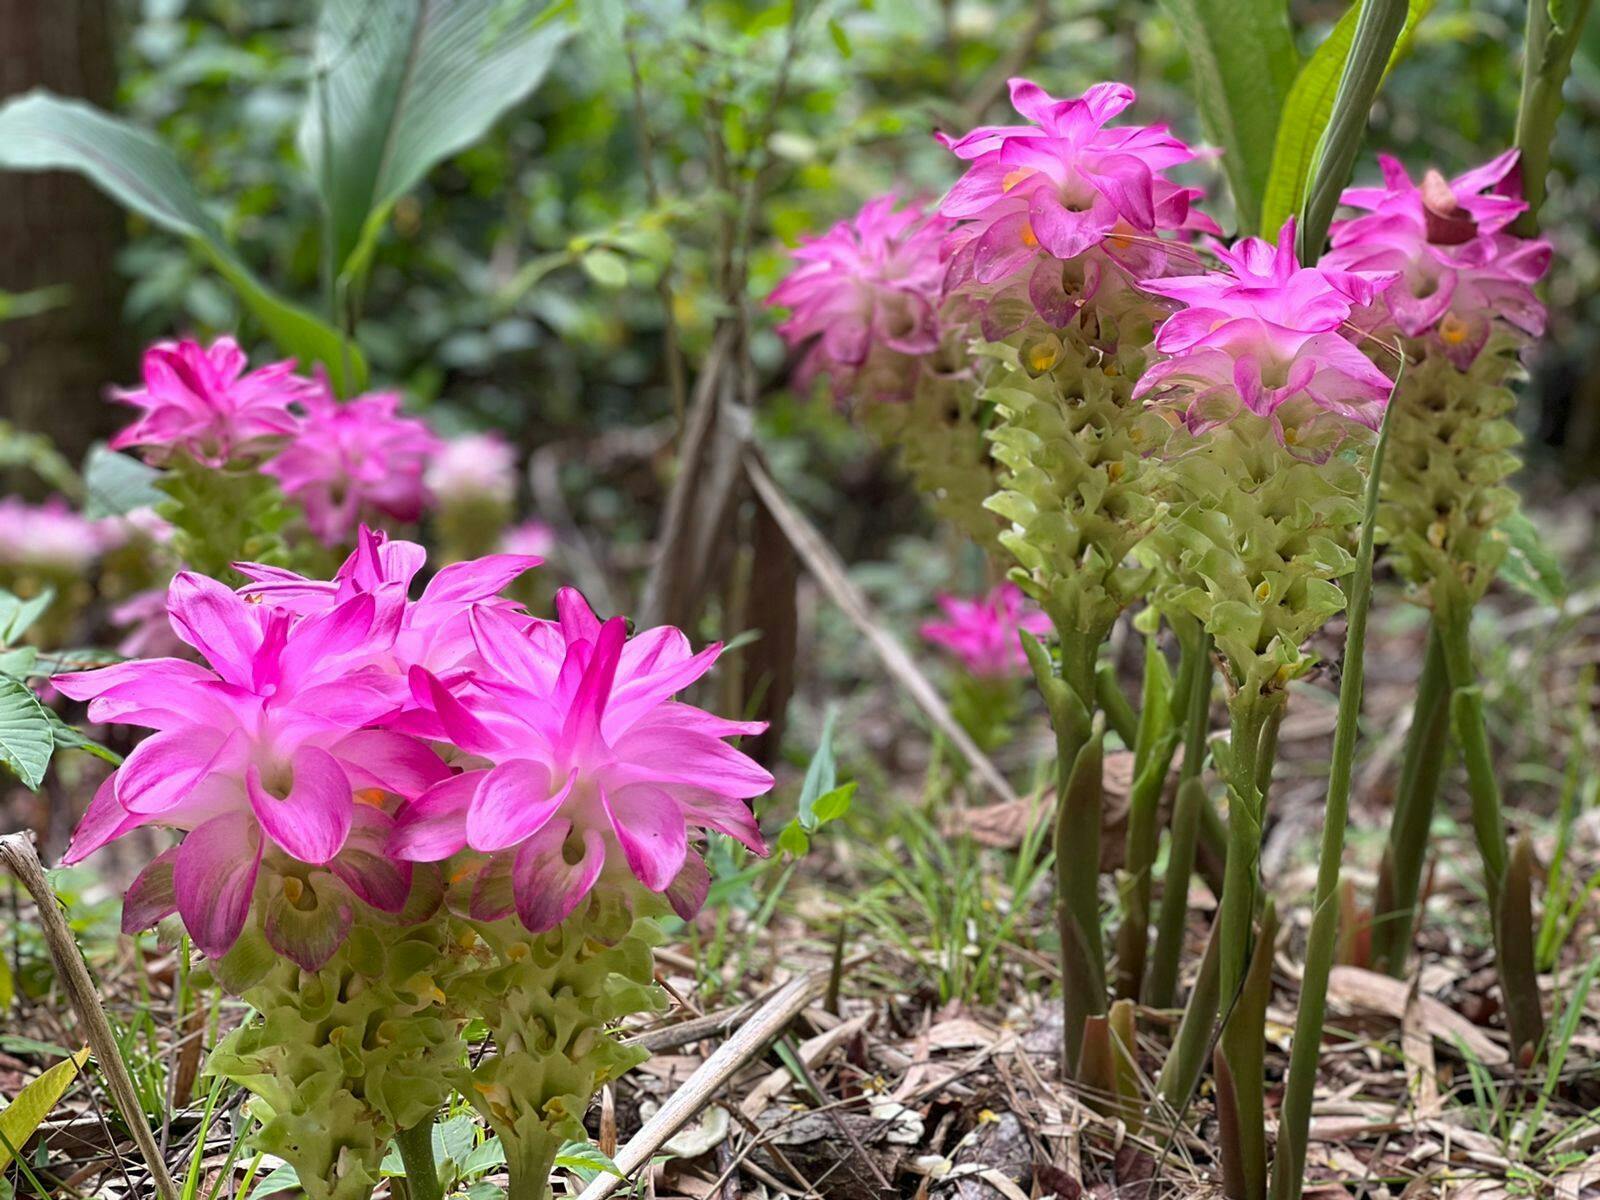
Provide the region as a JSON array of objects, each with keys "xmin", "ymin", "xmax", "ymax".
[{"xmin": 110, "ymin": 0, "xmax": 1596, "ymax": 474}]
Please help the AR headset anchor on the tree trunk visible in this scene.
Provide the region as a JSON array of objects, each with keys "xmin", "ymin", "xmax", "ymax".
[{"xmin": 0, "ymin": 0, "xmax": 128, "ymax": 483}]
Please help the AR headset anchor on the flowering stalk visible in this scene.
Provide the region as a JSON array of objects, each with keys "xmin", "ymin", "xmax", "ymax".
[{"xmin": 1325, "ymin": 151, "xmax": 1550, "ymax": 1047}]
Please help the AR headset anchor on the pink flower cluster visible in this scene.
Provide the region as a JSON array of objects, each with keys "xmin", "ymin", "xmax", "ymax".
[
  {"xmin": 1323, "ymin": 151, "xmax": 1551, "ymax": 367},
  {"xmin": 426, "ymin": 431, "xmax": 519, "ymax": 508},
  {"xmin": 920, "ymin": 583, "xmax": 1052, "ymax": 678},
  {"xmin": 0, "ymin": 496, "xmax": 126, "ymax": 572},
  {"xmin": 767, "ymin": 195, "xmax": 954, "ymax": 402},
  {"xmin": 111, "ymin": 337, "xmax": 442, "ymax": 547},
  {"xmin": 1134, "ymin": 220, "xmax": 1398, "ymax": 446},
  {"xmin": 57, "ymin": 529, "xmax": 770, "ymax": 967}
]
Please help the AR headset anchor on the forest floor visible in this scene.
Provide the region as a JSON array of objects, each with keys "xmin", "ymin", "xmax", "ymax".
[{"xmin": 3, "ymin": 485, "xmax": 1599, "ymax": 1200}]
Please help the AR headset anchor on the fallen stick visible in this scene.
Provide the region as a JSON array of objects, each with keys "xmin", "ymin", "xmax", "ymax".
[
  {"xmin": 576, "ymin": 967, "xmax": 829, "ymax": 1200},
  {"xmin": 745, "ymin": 453, "xmax": 1021, "ymax": 807},
  {"xmin": 0, "ymin": 832, "xmax": 180, "ymax": 1200}
]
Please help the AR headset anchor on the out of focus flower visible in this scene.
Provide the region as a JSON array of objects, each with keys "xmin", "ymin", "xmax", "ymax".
[
  {"xmin": 111, "ymin": 587, "xmax": 188, "ymax": 659},
  {"xmin": 1323, "ymin": 151, "xmax": 1551, "ymax": 367},
  {"xmin": 426, "ymin": 432, "xmax": 518, "ymax": 507},
  {"xmin": 920, "ymin": 582, "xmax": 1052, "ymax": 677},
  {"xmin": 264, "ymin": 389, "xmax": 441, "ymax": 546},
  {"xmin": 110, "ymin": 337, "xmax": 315, "ymax": 467},
  {"xmin": 391, "ymin": 588, "xmax": 771, "ymax": 931},
  {"xmin": 0, "ymin": 496, "xmax": 117, "ymax": 572},
  {"xmin": 937, "ymin": 79, "xmax": 1216, "ymax": 328},
  {"xmin": 55, "ymin": 571, "xmax": 447, "ymax": 964},
  {"xmin": 499, "ymin": 519, "xmax": 555, "ymax": 559},
  {"xmin": 236, "ymin": 525, "xmax": 539, "ymax": 685},
  {"xmin": 1134, "ymin": 220, "xmax": 1397, "ymax": 445},
  {"xmin": 768, "ymin": 194, "xmax": 954, "ymax": 402}
]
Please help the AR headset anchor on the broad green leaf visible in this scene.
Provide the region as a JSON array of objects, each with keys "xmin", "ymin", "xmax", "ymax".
[
  {"xmin": 0, "ymin": 421, "xmax": 81, "ymax": 498},
  {"xmin": 553, "ymin": 1140, "xmax": 623, "ymax": 1177},
  {"xmin": 1297, "ymin": 0, "xmax": 1412, "ymax": 262},
  {"xmin": 1496, "ymin": 509, "xmax": 1568, "ymax": 607},
  {"xmin": 246, "ymin": 1163, "xmax": 300, "ymax": 1200},
  {"xmin": 796, "ymin": 706, "xmax": 841, "ymax": 831},
  {"xmin": 0, "ymin": 588, "xmax": 54, "ymax": 645},
  {"xmin": 45, "ymin": 711, "xmax": 123, "ymax": 767},
  {"xmin": 1260, "ymin": 0, "xmax": 1433, "ymax": 237},
  {"xmin": 1156, "ymin": 0, "xmax": 1300, "ymax": 233},
  {"xmin": 81, "ymin": 444, "xmax": 164, "ymax": 519},
  {"xmin": 0, "ymin": 92, "xmax": 366, "ymax": 394},
  {"xmin": 0, "ymin": 1047, "xmax": 90, "ymax": 1174},
  {"xmin": 301, "ymin": 0, "xmax": 571, "ymax": 287},
  {"xmin": 0, "ymin": 675, "xmax": 53, "ymax": 789}
]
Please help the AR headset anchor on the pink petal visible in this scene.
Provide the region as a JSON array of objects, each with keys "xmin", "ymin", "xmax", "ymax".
[
  {"xmin": 554, "ymin": 587, "xmax": 603, "ymax": 642},
  {"xmin": 329, "ymin": 807, "xmax": 412, "ymax": 913},
  {"xmin": 561, "ymin": 618, "xmax": 627, "ymax": 750},
  {"xmin": 122, "ymin": 846, "xmax": 180, "ymax": 933},
  {"xmin": 62, "ymin": 775, "xmax": 140, "ymax": 865},
  {"xmin": 603, "ymin": 641, "xmax": 722, "ymax": 740},
  {"xmin": 174, "ymin": 812, "xmax": 262, "ymax": 959},
  {"xmin": 675, "ymin": 790, "xmax": 768, "ymax": 854},
  {"xmin": 388, "ymin": 771, "xmax": 482, "ymax": 861},
  {"xmin": 511, "ymin": 818, "xmax": 606, "ymax": 933},
  {"xmin": 166, "ymin": 572, "xmax": 260, "ymax": 686},
  {"xmin": 602, "ymin": 784, "xmax": 688, "ymax": 892},
  {"xmin": 465, "ymin": 758, "xmax": 573, "ymax": 853},
  {"xmin": 611, "ymin": 727, "xmax": 775, "ymax": 798},
  {"xmin": 407, "ymin": 666, "xmax": 502, "ymax": 756},
  {"xmin": 115, "ymin": 727, "xmax": 229, "ymax": 815},
  {"xmin": 247, "ymin": 745, "xmax": 353, "ymax": 865},
  {"xmin": 420, "ymin": 554, "xmax": 540, "ymax": 606},
  {"xmin": 664, "ymin": 851, "xmax": 711, "ymax": 921},
  {"xmin": 331, "ymin": 730, "xmax": 450, "ymax": 799}
]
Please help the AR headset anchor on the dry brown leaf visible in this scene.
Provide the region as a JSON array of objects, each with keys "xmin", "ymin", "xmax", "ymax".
[{"xmin": 1327, "ymin": 966, "xmax": 1508, "ymax": 1065}]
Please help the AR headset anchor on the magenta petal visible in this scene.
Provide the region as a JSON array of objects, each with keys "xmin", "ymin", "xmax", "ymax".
[
  {"xmin": 602, "ymin": 784, "xmax": 688, "ymax": 892},
  {"xmin": 247, "ymin": 746, "xmax": 353, "ymax": 866},
  {"xmin": 408, "ymin": 667, "xmax": 502, "ymax": 756},
  {"xmin": 389, "ymin": 771, "xmax": 481, "ymax": 861},
  {"xmin": 603, "ymin": 642, "xmax": 722, "ymax": 739},
  {"xmin": 122, "ymin": 846, "xmax": 180, "ymax": 933},
  {"xmin": 174, "ymin": 812, "xmax": 262, "ymax": 959},
  {"xmin": 329, "ymin": 807, "xmax": 412, "ymax": 912},
  {"xmin": 115, "ymin": 727, "xmax": 228, "ymax": 815},
  {"xmin": 465, "ymin": 759, "xmax": 572, "ymax": 853},
  {"xmin": 166, "ymin": 572, "xmax": 260, "ymax": 686},
  {"xmin": 554, "ymin": 587, "xmax": 603, "ymax": 642},
  {"xmin": 561, "ymin": 618, "xmax": 627, "ymax": 749},
  {"xmin": 511, "ymin": 818, "xmax": 605, "ymax": 933},
  {"xmin": 420, "ymin": 554, "xmax": 540, "ymax": 605},
  {"xmin": 664, "ymin": 850, "xmax": 710, "ymax": 921},
  {"xmin": 63, "ymin": 775, "xmax": 140, "ymax": 865},
  {"xmin": 331, "ymin": 730, "xmax": 449, "ymax": 799},
  {"xmin": 1028, "ymin": 189, "xmax": 1113, "ymax": 261}
]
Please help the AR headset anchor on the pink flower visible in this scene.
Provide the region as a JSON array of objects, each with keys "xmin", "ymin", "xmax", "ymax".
[
  {"xmin": 54, "ymin": 571, "xmax": 448, "ymax": 966},
  {"xmin": 264, "ymin": 389, "xmax": 441, "ymax": 546},
  {"xmin": 768, "ymin": 195, "xmax": 954, "ymax": 402},
  {"xmin": 936, "ymin": 79, "xmax": 1217, "ymax": 329},
  {"xmin": 1323, "ymin": 151, "xmax": 1551, "ymax": 367},
  {"xmin": 0, "ymin": 497, "xmax": 117, "ymax": 572},
  {"xmin": 390, "ymin": 588, "xmax": 772, "ymax": 932},
  {"xmin": 110, "ymin": 337, "xmax": 316, "ymax": 467},
  {"xmin": 426, "ymin": 432, "xmax": 518, "ymax": 506},
  {"xmin": 235, "ymin": 525, "xmax": 540, "ymax": 686},
  {"xmin": 111, "ymin": 587, "xmax": 189, "ymax": 659},
  {"xmin": 499, "ymin": 519, "xmax": 555, "ymax": 559},
  {"xmin": 1134, "ymin": 220, "xmax": 1398, "ymax": 445},
  {"xmin": 920, "ymin": 583, "xmax": 1052, "ymax": 678}
]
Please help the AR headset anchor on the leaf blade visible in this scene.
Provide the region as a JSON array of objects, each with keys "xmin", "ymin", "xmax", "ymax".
[
  {"xmin": 0, "ymin": 675, "xmax": 55, "ymax": 789},
  {"xmin": 0, "ymin": 1047, "xmax": 91, "ymax": 1174}
]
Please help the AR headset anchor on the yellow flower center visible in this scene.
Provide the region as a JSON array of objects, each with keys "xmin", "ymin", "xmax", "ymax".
[
  {"xmin": 1439, "ymin": 313, "xmax": 1470, "ymax": 345},
  {"xmin": 1002, "ymin": 168, "xmax": 1035, "ymax": 193}
]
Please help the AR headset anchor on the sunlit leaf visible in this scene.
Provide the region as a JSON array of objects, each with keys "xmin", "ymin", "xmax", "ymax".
[
  {"xmin": 0, "ymin": 92, "xmax": 366, "ymax": 393},
  {"xmin": 81, "ymin": 444, "xmax": 164, "ymax": 520},
  {"xmin": 0, "ymin": 675, "xmax": 54, "ymax": 789},
  {"xmin": 1497, "ymin": 509, "xmax": 1568, "ymax": 607},
  {"xmin": 0, "ymin": 1047, "xmax": 90, "ymax": 1174}
]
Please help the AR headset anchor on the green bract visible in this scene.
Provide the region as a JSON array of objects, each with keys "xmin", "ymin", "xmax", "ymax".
[{"xmin": 1376, "ymin": 337, "xmax": 1523, "ymax": 606}]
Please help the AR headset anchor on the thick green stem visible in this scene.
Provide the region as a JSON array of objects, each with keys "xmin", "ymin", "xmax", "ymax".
[
  {"xmin": 1271, "ymin": 399, "xmax": 1391, "ymax": 1200},
  {"xmin": 1370, "ymin": 624, "xmax": 1451, "ymax": 975},
  {"xmin": 1157, "ymin": 908, "xmax": 1222, "ymax": 1111},
  {"xmin": 1115, "ymin": 636, "xmax": 1184, "ymax": 1001},
  {"xmin": 1217, "ymin": 690, "xmax": 1283, "ymax": 1000},
  {"xmin": 1512, "ymin": 0, "xmax": 1596, "ymax": 236},
  {"xmin": 1436, "ymin": 594, "xmax": 1544, "ymax": 1061},
  {"xmin": 1055, "ymin": 715, "xmax": 1107, "ymax": 1078},
  {"xmin": 395, "ymin": 1118, "xmax": 444, "ymax": 1200},
  {"xmin": 1148, "ymin": 777, "xmax": 1207, "ymax": 1009},
  {"xmin": 1216, "ymin": 902, "xmax": 1278, "ymax": 1200}
]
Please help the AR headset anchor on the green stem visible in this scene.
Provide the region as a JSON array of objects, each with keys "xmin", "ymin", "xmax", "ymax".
[
  {"xmin": 394, "ymin": 1118, "xmax": 444, "ymax": 1200},
  {"xmin": 1055, "ymin": 714, "xmax": 1107, "ymax": 1078},
  {"xmin": 1216, "ymin": 902, "xmax": 1278, "ymax": 1200},
  {"xmin": 1270, "ymin": 398, "xmax": 1393, "ymax": 1200},
  {"xmin": 1148, "ymin": 776, "xmax": 1206, "ymax": 1009},
  {"xmin": 1217, "ymin": 690, "xmax": 1280, "ymax": 1001},
  {"xmin": 1370, "ymin": 623, "xmax": 1450, "ymax": 976},
  {"xmin": 1157, "ymin": 904, "xmax": 1222, "ymax": 1111},
  {"xmin": 1512, "ymin": 0, "xmax": 1596, "ymax": 236}
]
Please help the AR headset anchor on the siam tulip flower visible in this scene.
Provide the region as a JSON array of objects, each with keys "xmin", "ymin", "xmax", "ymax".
[
  {"xmin": 0, "ymin": 496, "xmax": 118, "ymax": 572},
  {"xmin": 110, "ymin": 336, "xmax": 316, "ymax": 467},
  {"xmin": 1134, "ymin": 219, "xmax": 1398, "ymax": 448},
  {"xmin": 499, "ymin": 518, "xmax": 555, "ymax": 559},
  {"xmin": 54, "ymin": 570, "xmax": 447, "ymax": 965},
  {"xmin": 1323, "ymin": 151, "xmax": 1551, "ymax": 368},
  {"xmin": 920, "ymin": 582, "xmax": 1052, "ymax": 678},
  {"xmin": 265, "ymin": 388, "xmax": 441, "ymax": 547},
  {"xmin": 391, "ymin": 588, "xmax": 772, "ymax": 932},
  {"xmin": 235, "ymin": 524, "xmax": 540, "ymax": 686},
  {"xmin": 768, "ymin": 194, "xmax": 955, "ymax": 402},
  {"xmin": 937, "ymin": 79, "xmax": 1217, "ymax": 331},
  {"xmin": 426, "ymin": 431, "xmax": 518, "ymax": 507}
]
